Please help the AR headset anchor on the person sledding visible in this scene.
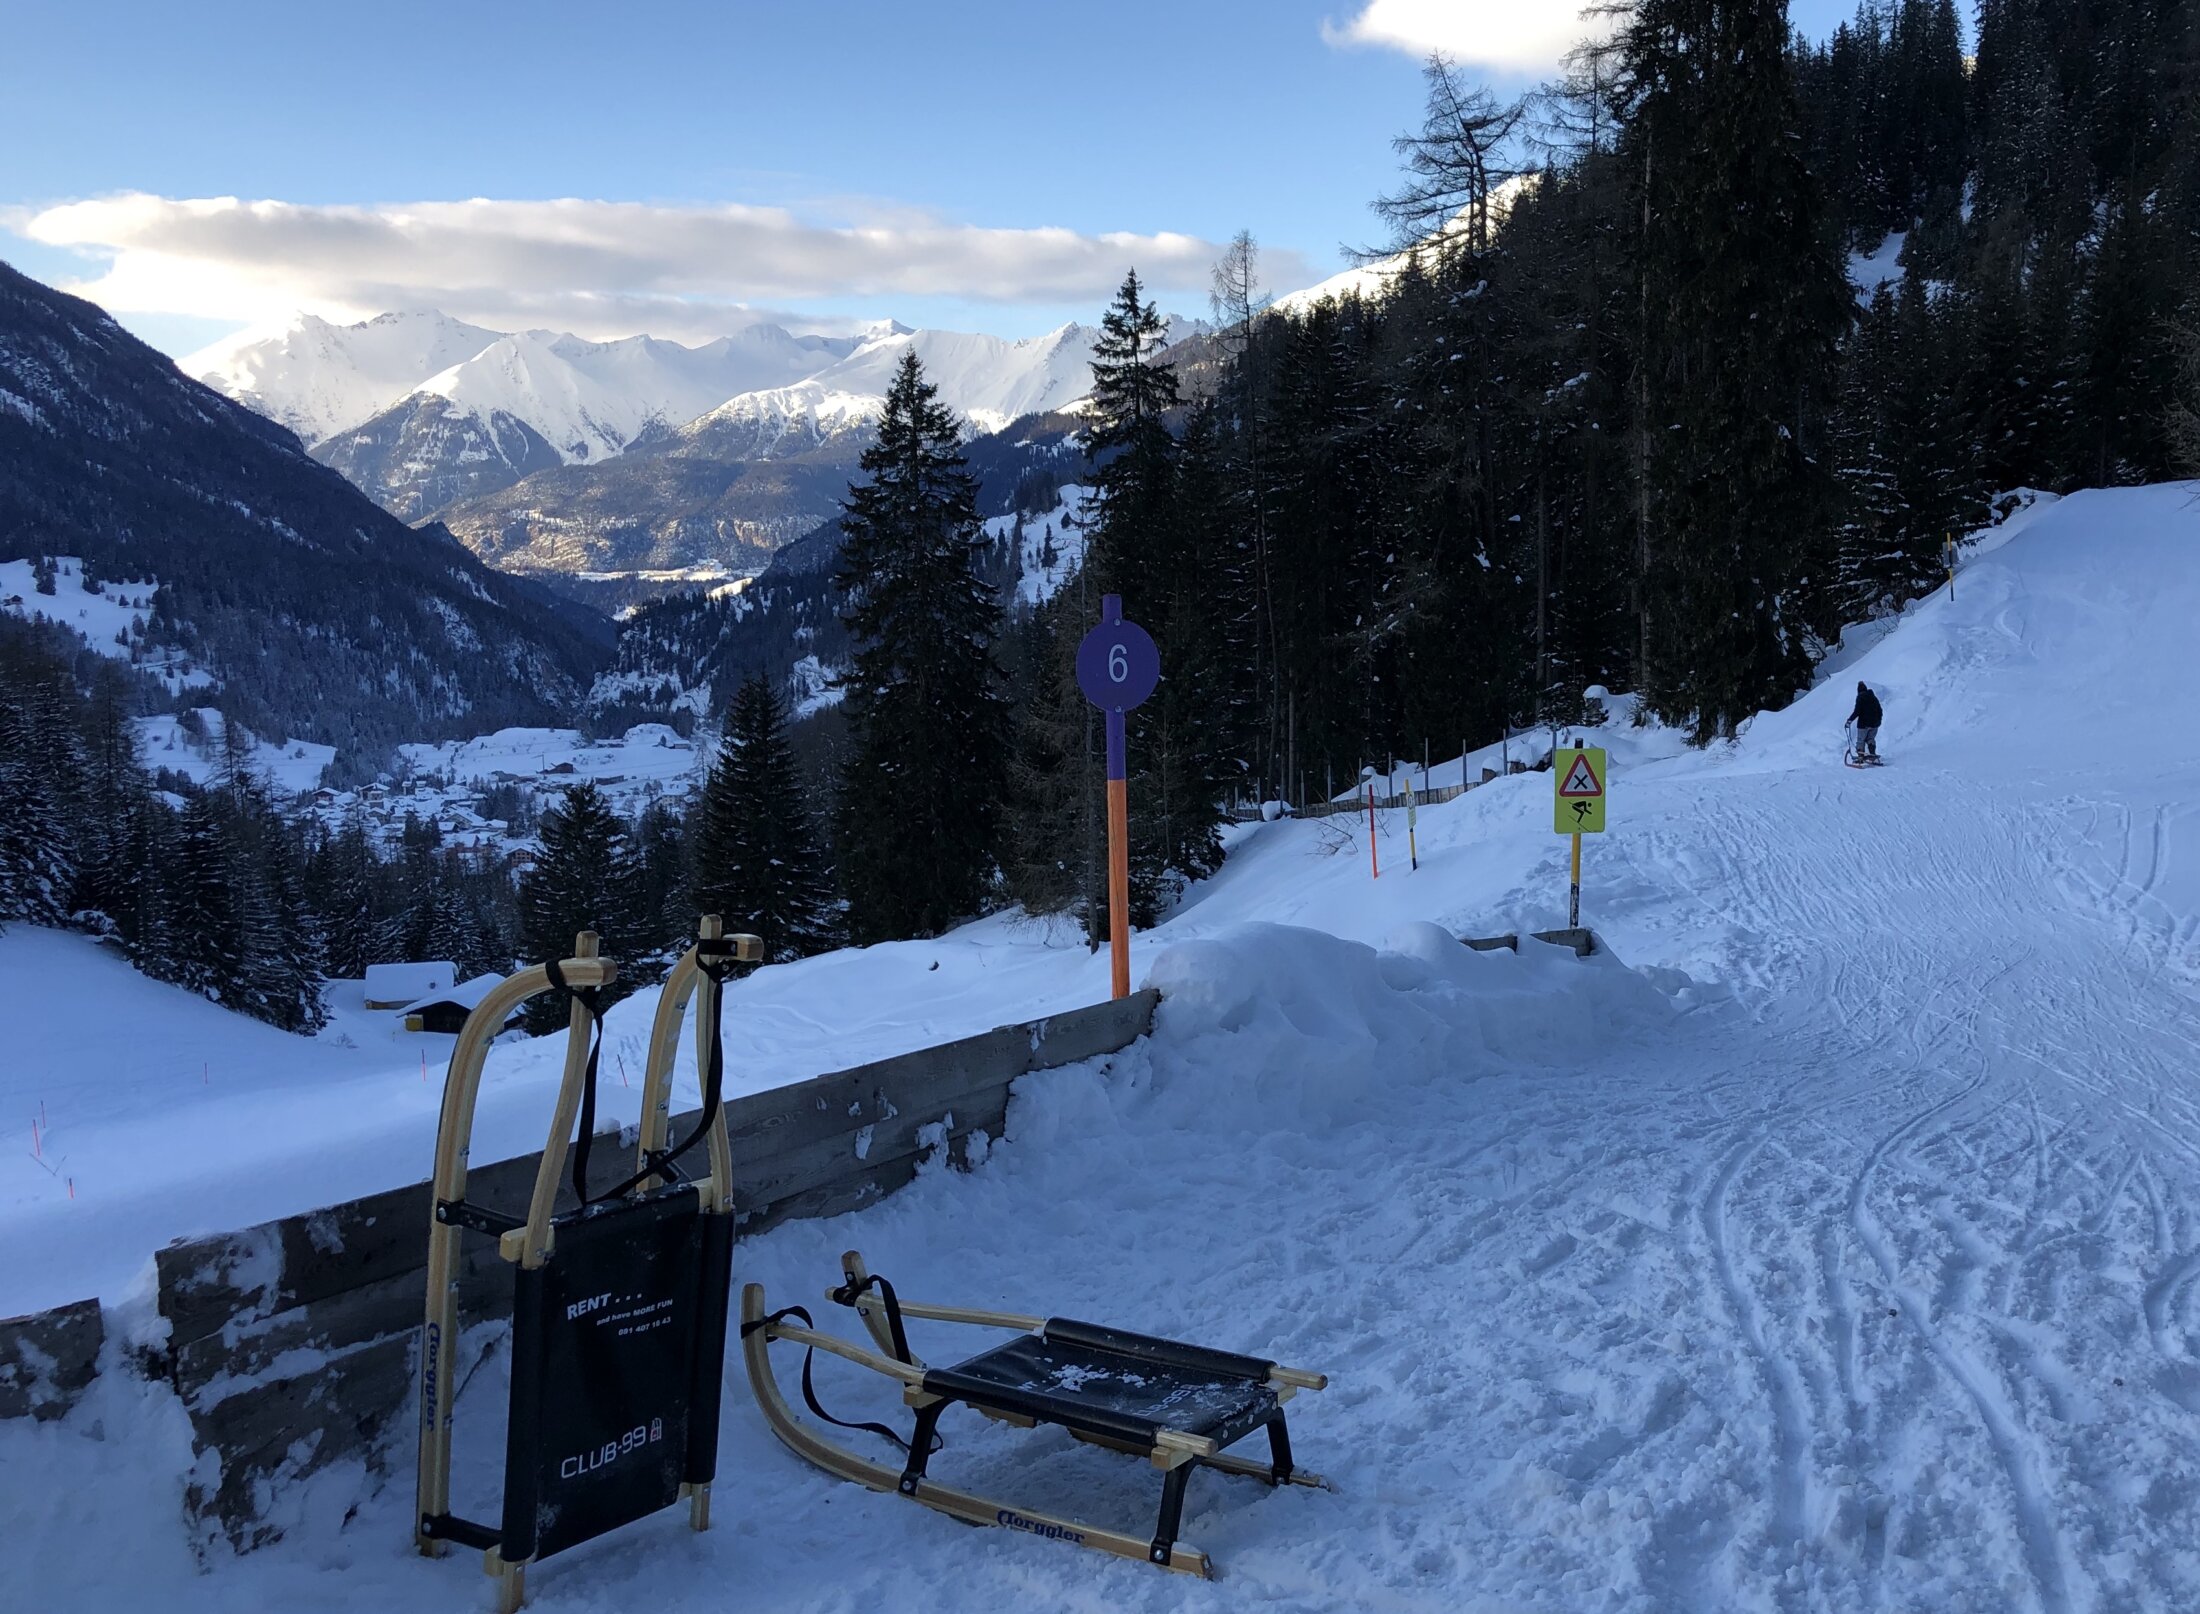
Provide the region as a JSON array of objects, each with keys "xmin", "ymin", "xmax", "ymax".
[{"xmin": 1844, "ymin": 681, "xmax": 1883, "ymax": 765}]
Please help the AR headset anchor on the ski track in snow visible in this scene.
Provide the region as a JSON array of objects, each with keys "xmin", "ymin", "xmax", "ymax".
[{"xmin": 13, "ymin": 485, "xmax": 2200, "ymax": 1611}]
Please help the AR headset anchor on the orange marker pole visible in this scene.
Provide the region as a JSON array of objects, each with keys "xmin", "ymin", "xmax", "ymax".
[
  {"xmin": 1570, "ymin": 831, "xmax": 1582, "ymax": 930},
  {"xmin": 1107, "ymin": 776, "xmax": 1131, "ymax": 1000},
  {"xmin": 1081, "ymin": 594, "xmax": 1156, "ymax": 1003},
  {"xmin": 1366, "ymin": 783, "xmax": 1379, "ymax": 880}
]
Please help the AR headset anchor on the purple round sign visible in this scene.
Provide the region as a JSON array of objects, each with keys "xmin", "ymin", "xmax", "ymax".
[{"xmin": 1076, "ymin": 610, "xmax": 1159, "ymax": 713}]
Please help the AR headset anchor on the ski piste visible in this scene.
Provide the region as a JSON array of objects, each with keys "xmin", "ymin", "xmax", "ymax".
[{"xmin": 19, "ymin": 485, "xmax": 2200, "ymax": 1614}]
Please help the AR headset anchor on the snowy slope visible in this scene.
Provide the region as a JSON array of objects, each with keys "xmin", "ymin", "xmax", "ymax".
[
  {"xmin": 1272, "ymin": 178, "xmax": 1537, "ymax": 317},
  {"xmin": 14, "ymin": 483, "xmax": 2200, "ymax": 1612},
  {"xmin": 0, "ymin": 555, "xmax": 209, "ymax": 694},
  {"xmin": 134, "ymin": 709, "xmax": 335, "ymax": 794},
  {"xmin": 182, "ymin": 310, "xmax": 501, "ymax": 445}
]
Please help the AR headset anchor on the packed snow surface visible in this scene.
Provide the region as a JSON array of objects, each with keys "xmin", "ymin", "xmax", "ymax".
[{"xmin": 13, "ymin": 483, "xmax": 2200, "ymax": 1612}]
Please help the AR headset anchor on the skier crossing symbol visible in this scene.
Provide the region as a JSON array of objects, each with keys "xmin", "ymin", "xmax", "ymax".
[{"xmin": 1551, "ymin": 746, "xmax": 1607, "ymax": 835}]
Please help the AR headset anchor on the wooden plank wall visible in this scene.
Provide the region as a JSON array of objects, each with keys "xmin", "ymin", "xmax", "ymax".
[
  {"xmin": 0, "ymin": 1297, "xmax": 103, "ymax": 1421},
  {"xmin": 128, "ymin": 988, "xmax": 1158, "ymax": 1547}
]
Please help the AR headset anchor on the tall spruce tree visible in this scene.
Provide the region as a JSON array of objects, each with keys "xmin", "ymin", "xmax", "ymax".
[
  {"xmin": 833, "ymin": 350, "xmax": 1009, "ymax": 942},
  {"xmin": 517, "ymin": 782, "xmax": 641, "ymax": 1028},
  {"xmin": 0, "ymin": 681, "xmax": 75, "ymax": 929},
  {"xmin": 1084, "ymin": 271, "xmax": 1247, "ymax": 921},
  {"xmin": 691, "ymin": 671, "xmax": 840, "ymax": 961},
  {"xmin": 147, "ymin": 794, "xmax": 233, "ymax": 1002},
  {"xmin": 1621, "ymin": 0, "xmax": 1851, "ymax": 738}
]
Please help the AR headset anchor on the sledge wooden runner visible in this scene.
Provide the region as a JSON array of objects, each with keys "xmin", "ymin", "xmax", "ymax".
[{"xmin": 740, "ymin": 1250, "xmax": 1328, "ymax": 1578}]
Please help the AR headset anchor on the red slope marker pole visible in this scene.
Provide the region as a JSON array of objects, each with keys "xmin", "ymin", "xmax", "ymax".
[{"xmin": 1367, "ymin": 783, "xmax": 1379, "ymax": 880}]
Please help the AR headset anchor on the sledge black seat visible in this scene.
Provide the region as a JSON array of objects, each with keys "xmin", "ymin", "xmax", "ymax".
[
  {"xmin": 922, "ymin": 1322, "xmax": 1283, "ymax": 1450},
  {"xmin": 739, "ymin": 1251, "xmax": 1329, "ymax": 1577}
]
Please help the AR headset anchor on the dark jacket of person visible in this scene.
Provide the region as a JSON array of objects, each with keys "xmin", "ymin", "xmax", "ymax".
[{"xmin": 1849, "ymin": 685, "xmax": 1883, "ymax": 728}]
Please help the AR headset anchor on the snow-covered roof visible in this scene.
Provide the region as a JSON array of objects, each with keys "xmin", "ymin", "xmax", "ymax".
[
  {"xmin": 363, "ymin": 961, "xmax": 456, "ymax": 1005},
  {"xmin": 396, "ymin": 972, "xmax": 506, "ymax": 1015}
]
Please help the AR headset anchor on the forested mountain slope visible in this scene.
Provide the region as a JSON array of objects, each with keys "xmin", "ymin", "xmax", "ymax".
[{"xmin": 0, "ymin": 262, "xmax": 609, "ymax": 760}]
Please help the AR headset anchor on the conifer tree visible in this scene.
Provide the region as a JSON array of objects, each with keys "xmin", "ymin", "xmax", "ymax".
[
  {"xmin": 70, "ymin": 665, "xmax": 152, "ymax": 940},
  {"xmin": 306, "ymin": 821, "xmax": 401, "ymax": 979},
  {"xmin": 1001, "ymin": 596, "xmax": 1097, "ymax": 929},
  {"xmin": 517, "ymin": 782, "xmax": 640, "ymax": 1028},
  {"xmin": 1620, "ymin": 0, "xmax": 1851, "ymax": 737},
  {"xmin": 630, "ymin": 800, "xmax": 692, "ymax": 960},
  {"xmin": 148, "ymin": 794, "xmax": 233, "ymax": 1001},
  {"xmin": 691, "ymin": 671, "xmax": 840, "ymax": 961},
  {"xmin": 1083, "ymin": 273, "xmax": 1249, "ymax": 921},
  {"xmin": 833, "ymin": 350, "xmax": 1008, "ymax": 942},
  {"xmin": 421, "ymin": 872, "xmax": 498, "ymax": 981}
]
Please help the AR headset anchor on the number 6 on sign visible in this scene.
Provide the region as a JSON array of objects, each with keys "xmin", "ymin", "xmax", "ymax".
[{"xmin": 1109, "ymin": 642, "xmax": 1127, "ymax": 683}]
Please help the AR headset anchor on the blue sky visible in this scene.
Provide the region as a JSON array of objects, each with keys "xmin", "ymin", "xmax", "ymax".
[{"xmin": 2, "ymin": 0, "xmax": 1887, "ymax": 356}]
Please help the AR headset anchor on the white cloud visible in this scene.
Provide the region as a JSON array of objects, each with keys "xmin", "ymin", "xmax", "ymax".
[
  {"xmin": 16, "ymin": 194, "xmax": 1293, "ymax": 343},
  {"xmin": 1321, "ymin": 0, "xmax": 1603, "ymax": 73}
]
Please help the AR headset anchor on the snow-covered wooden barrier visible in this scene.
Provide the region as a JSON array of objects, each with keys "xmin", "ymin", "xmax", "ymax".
[
  {"xmin": 0, "ymin": 1297, "xmax": 104, "ymax": 1421},
  {"xmin": 142, "ymin": 988, "xmax": 1159, "ymax": 1548},
  {"xmin": 1461, "ymin": 928, "xmax": 1598, "ymax": 957}
]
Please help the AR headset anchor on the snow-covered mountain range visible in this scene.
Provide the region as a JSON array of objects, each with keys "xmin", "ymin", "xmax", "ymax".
[{"xmin": 185, "ymin": 310, "xmax": 1192, "ymax": 528}]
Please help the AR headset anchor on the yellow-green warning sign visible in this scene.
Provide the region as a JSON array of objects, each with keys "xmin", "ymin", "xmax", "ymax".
[{"xmin": 1553, "ymin": 746, "xmax": 1607, "ymax": 834}]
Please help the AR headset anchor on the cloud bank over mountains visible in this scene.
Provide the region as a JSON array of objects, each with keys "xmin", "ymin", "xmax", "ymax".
[{"xmin": 16, "ymin": 193, "xmax": 1299, "ymax": 346}]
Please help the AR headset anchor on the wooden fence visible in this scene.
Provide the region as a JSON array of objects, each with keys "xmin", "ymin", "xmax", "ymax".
[
  {"xmin": 1, "ymin": 988, "xmax": 1159, "ymax": 1550},
  {"xmin": 1233, "ymin": 760, "xmax": 1532, "ymax": 823}
]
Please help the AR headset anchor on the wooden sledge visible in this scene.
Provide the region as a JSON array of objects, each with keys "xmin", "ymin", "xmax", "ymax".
[
  {"xmin": 739, "ymin": 1251, "xmax": 1328, "ymax": 1578},
  {"xmin": 415, "ymin": 920, "xmax": 761, "ymax": 1613}
]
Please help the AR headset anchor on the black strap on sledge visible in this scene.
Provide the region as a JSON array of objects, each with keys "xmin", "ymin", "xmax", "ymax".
[
  {"xmin": 739, "ymin": 1304, "xmax": 939, "ymax": 1458},
  {"xmin": 542, "ymin": 956, "xmax": 610, "ymax": 1204},
  {"xmin": 829, "ymin": 1271, "xmax": 915, "ymax": 1366},
  {"xmin": 585, "ymin": 943, "xmax": 741, "ymax": 1206}
]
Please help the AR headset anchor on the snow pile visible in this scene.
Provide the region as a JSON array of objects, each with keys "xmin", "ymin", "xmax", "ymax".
[{"xmin": 5, "ymin": 920, "xmax": 1678, "ymax": 1613}]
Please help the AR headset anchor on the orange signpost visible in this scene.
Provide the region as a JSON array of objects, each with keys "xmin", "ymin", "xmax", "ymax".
[{"xmin": 1076, "ymin": 595, "xmax": 1161, "ymax": 1000}]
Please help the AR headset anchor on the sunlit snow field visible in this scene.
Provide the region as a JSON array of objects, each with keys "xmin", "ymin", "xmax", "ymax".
[{"xmin": 12, "ymin": 484, "xmax": 2200, "ymax": 1612}]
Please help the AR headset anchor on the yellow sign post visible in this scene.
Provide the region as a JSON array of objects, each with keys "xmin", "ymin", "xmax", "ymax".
[{"xmin": 1553, "ymin": 744, "xmax": 1607, "ymax": 930}]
